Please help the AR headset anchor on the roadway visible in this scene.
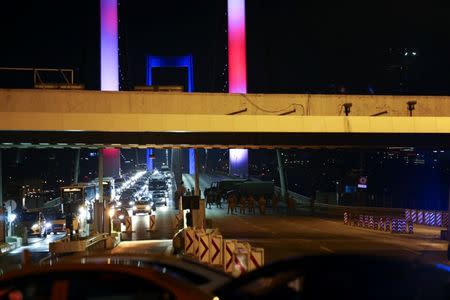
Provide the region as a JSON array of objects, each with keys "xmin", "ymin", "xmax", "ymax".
[
  {"xmin": 206, "ymin": 204, "xmax": 448, "ymax": 265},
  {"xmin": 0, "ymin": 233, "xmax": 66, "ymax": 273}
]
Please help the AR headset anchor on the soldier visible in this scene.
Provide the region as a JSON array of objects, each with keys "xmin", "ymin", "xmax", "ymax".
[
  {"xmin": 227, "ymin": 193, "xmax": 233, "ymax": 214},
  {"xmin": 215, "ymin": 192, "xmax": 222, "ymax": 209},
  {"xmin": 239, "ymin": 195, "xmax": 247, "ymax": 214},
  {"xmin": 287, "ymin": 194, "xmax": 295, "ymax": 215},
  {"xmin": 258, "ymin": 195, "xmax": 266, "ymax": 215},
  {"xmin": 206, "ymin": 193, "xmax": 213, "ymax": 209},
  {"xmin": 248, "ymin": 195, "xmax": 256, "ymax": 214},
  {"xmin": 272, "ymin": 192, "xmax": 279, "ymax": 214}
]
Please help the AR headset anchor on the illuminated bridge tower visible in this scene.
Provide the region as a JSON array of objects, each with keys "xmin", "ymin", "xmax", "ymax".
[
  {"xmin": 228, "ymin": 0, "xmax": 249, "ymax": 178},
  {"xmin": 100, "ymin": 0, "xmax": 121, "ymax": 178}
]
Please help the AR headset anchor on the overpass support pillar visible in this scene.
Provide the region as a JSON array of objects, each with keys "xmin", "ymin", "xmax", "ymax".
[
  {"xmin": 0, "ymin": 150, "xmax": 4, "ymax": 243},
  {"xmin": 94, "ymin": 149, "xmax": 105, "ymax": 234},
  {"xmin": 194, "ymin": 149, "xmax": 200, "ymax": 197},
  {"xmin": 276, "ymin": 150, "xmax": 287, "ymax": 199},
  {"xmin": 74, "ymin": 149, "xmax": 80, "ymax": 184},
  {"xmin": 229, "ymin": 149, "xmax": 249, "ymax": 178}
]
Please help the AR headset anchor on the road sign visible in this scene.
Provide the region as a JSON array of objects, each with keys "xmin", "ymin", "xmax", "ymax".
[
  {"xmin": 210, "ymin": 234, "xmax": 223, "ymax": 265},
  {"xmin": 124, "ymin": 216, "xmax": 132, "ymax": 232},
  {"xmin": 4, "ymin": 200, "xmax": 16, "ymax": 211},
  {"xmin": 149, "ymin": 215, "xmax": 156, "ymax": 231},
  {"xmin": 223, "ymin": 239, "xmax": 237, "ymax": 273},
  {"xmin": 184, "ymin": 227, "xmax": 196, "ymax": 255},
  {"xmin": 249, "ymin": 247, "xmax": 264, "ymax": 271},
  {"xmin": 198, "ymin": 233, "xmax": 210, "ymax": 263}
]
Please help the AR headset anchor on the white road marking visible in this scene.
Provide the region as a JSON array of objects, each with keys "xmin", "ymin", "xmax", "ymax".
[{"xmin": 320, "ymin": 246, "xmax": 334, "ymax": 253}]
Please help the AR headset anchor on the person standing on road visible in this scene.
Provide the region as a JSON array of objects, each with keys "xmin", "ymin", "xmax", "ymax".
[
  {"xmin": 248, "ymin": 195, "xmax": 255, "ymax": 214},
  {"xmin": 258, "ymin": 195, "xmax": 266, "ymax": 215},
  {"xmin": 227, "ymin": 193, "xmax": 233, "ymax": 214},
  {"xmin": 239, "ymin": 195, "xmax": 246, "ymax": 214},
  {"xmin": 272, "ymin": 192, "xmax": 279, "ymax": 214}
]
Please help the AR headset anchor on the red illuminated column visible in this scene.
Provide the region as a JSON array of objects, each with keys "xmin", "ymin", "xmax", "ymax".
[
  {"xmin": 228, "ymin": 0, "xmax": 247, "ymax": 93},
  {"xmin": 102, "ymin": 148, "xmax": 120, "ymax": 178},
  {"xmin": 228, "ymin": 0, "xmax": 248, "ymax": 178}
]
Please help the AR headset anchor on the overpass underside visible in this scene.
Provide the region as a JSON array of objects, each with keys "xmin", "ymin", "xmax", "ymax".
[{"xmin": 1, "ymin": 89, "xmax": 450, "ymax": 149}]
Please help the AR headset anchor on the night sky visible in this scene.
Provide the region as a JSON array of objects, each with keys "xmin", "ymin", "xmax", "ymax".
[{"xmin": 1, "ymin": 0, "xmax": 449, "ymax": 94}]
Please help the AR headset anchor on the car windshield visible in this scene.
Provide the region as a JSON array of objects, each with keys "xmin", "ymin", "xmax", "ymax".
[{"xmin": 1, "ymin": 1, "xmax": 450, "ymax": 299}]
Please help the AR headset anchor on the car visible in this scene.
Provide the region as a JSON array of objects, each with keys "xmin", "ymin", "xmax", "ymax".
[
  {"xmin": 215, "ymin": 255, "xmax": 450, "ymax": 300},
  {"xmin": 0, "ymin": 259, "xmax": 212, "ymax": 300},
  {"xmin": 132, "ymin": 200, "xmax": 152, "ymax": 215},
  {"xmin": 152, "ymin": 191, "xmax": 168, "ymax": 206},
  {"xmin": 20, "ymin": 211, "xmax": 50, "ymax": 238}
]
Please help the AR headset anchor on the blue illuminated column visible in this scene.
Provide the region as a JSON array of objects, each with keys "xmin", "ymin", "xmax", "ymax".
[
  {"xmin": 100, "ymin": 0, "xmax": 119, "ymax": 91},
  {"xmin": 228, "ymin": 0, "xmax": 248, "ymax": 178},
  {"xmin": 147, "ymin": 55, "xmax": 196, "ymax": 174},
  {"xmin": 146, "ymin": 149, "xmax": 153, "ymax": 171}
]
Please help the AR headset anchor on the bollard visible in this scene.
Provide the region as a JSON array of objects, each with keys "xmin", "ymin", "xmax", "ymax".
[
  {"xmin": 408, "ymin": 221, "xmax": 414, "ymax": 234},
  {"xmin": 379, "ymin": 217, "xmax": 385, "ymax": 231},
  {"xmin": 436, "ymin": 212, "xmax": 442, "ymax": 227},
  {"xmin": 344, "ymin": 212, "xmax": 348, "ymax": 225},
  {"xmin": 443, "ymin": 212, "xmax": 449, "ymax": 228},
  {"xmin": 358, "ymin": 215, "xmax": 364, "ymax": 227},
  {"xmin": 374, "ymin": 217, "xmax": 379, "ymax": 230},
  {"xmin": 411, "ymin": 210, "xmax": 417, "ymax": 223},
  {"xmin": 399, "ymin": 219, "xmax": 407, "ymax": 233},
  {"xmin": 391, "ymin": 218, "xmax": 398, "ymax": 234},
  {"xmin": 417, "ymin": 210, "xmax": 424, "ymax": 225},
  {"xmin": 364, "ymin": 215, "xmax": 369, "ymax": 228},
  {"xmin": 369, "ymin": 215, "xmax": 374, "ymax": 230},
  {"xmin": 385, "ymin": 216, "xmax": 391, "ymax": 232},
  {"xmin": 405, "ymin": 209, "xmax": 411, "ymax": 222}
]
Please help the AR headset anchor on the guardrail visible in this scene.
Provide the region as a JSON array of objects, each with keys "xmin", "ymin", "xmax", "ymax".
[{"xmin": 49, "ymin": 233, "xmax": 113, "ymax": 255}]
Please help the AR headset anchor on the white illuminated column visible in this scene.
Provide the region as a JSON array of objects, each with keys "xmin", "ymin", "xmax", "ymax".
[
  {"xmin": 100, "ymin": 0, "xmax": 119, "ymax": 91},
  {"xmin": 228, "ymin": 0, "xmax": 248, "ymax": 178}
]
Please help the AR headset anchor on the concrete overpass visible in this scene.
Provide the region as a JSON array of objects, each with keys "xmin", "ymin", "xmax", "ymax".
[{"xmin": 1, "ymin": 89, "xmax": 450, "ymax": 148}]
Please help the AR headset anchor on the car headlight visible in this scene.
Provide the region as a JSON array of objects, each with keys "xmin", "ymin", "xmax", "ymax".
[
  {"xmin": 132, "ymin": 206, "xmax": 137, "ymax": 210},
  {"xmin": 31, "ymin": 224, "xmax": 39, "ymax": 230},
  {"xmin": 129, "ymin": 201, "xmax": 135, "ymax": 206},
  {"xmin": 45, "ymin": 222, "xmax": 52, "ymax": 229},
  {"xmin": 118, "ymin": 214, "xmax": 124, "ymax": 220},
  {"xmin": 145, "ymin": 205, "xmax": 150, "ymax": 211}
]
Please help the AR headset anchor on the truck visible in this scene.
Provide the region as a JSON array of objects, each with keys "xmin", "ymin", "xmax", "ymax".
[
  {"xmin": 204, "ymin": 179, "xmax": 247, "ymax": 200},
  {"xmin": 205, "ymin": 179, "xmax": 274, "ymax": 200}
]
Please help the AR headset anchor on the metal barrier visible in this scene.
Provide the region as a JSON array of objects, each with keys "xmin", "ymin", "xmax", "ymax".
[{"xmin": 343, "ymin": 213, "xmax": 412, "ymax": 234}]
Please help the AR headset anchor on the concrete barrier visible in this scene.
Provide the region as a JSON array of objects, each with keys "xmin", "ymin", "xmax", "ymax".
[{"xmin": 49, "ymin": 233, "xmax": 110, "ymax": 255}]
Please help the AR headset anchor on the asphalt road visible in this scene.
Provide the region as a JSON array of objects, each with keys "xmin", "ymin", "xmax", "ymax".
[
  {"xmin": 206, "ymin": 205, "xmax": 449, "ymax": 265},
  {"xmin": 0, "ymin": 233, "xmax": 66, "ymax": 274}
]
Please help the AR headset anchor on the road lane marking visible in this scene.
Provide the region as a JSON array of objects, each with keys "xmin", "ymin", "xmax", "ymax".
[{"xmin": 320, "ymin": 246, "xmax": 334, "ymax": 253}]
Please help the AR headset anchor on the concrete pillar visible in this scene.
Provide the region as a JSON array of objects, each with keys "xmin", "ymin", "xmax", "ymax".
[
  {"xmin": 448, "ymin": 185, "xmax": 450, "ymax": 242},
  {"xmin": 276, "ymin": 150, "xmax": 287, "ymax": 199},
  {"xmin": 0, "ymin": 150, "xmax": 4, "ymax": 242},
  {"xmin": 194, "ymin": 149, "xmax": 200, "ymax": 197},
  {"xmin": 146, "ymin": 149, "xmax": 153, "ymax": 171},
  {"xmin": 103, "ymin": 148, "xmax": 120, "ymax": 178},
  {"xmin": 97, "ymin": 149, "xmax": 104, "ymax": 233},
  {"xmin": 74, "ymin": 149, "xmax": 80, "ymax": 184}
]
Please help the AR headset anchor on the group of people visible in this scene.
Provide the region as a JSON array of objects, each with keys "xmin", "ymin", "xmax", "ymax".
[{"xmin": 205, "ymin": 191, "xmax": 297, "ymax": 215}]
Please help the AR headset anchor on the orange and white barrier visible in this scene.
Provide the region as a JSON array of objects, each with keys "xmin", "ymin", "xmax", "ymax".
[
  {"xmin": 249, "ymin": 247, "xmax": 264, "ymax": 271},
  {"xmin": 184, "ymin": 227, "xmax": 196, "ymax": 255},
  {"xmin": 149, "ymin": 214, "xmax": 156, "ymax": 231},
  {"xmin": 223, "ymin": 239, "xmax": 237, "ymax": 273},
  {"xmin": 232, "ymin": 246, "xmax": 249, "ymax": 278},
  {"xmin": 124, "ymin": 216, "xmax": 132, "ymax": 232},
  {"xmin": 198, "ymin": 233, "xmax": 210, "ymax": 263},
  {"xmin": 210, "ymin": 234, "xmax": 223, "ymax": 265}
]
